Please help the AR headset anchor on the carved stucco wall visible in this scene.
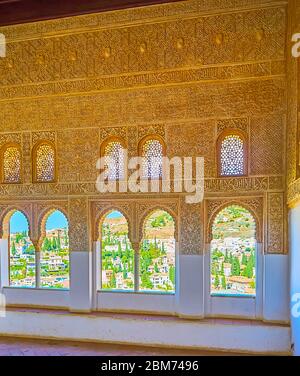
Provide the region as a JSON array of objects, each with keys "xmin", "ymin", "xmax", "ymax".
[
  {"xmin": 0, "ymin": 0, "xmax": 288, "ymax": 254},
  {"xmin": 287, "ymin": 0, "xmax": 300, "ymax": 208}
]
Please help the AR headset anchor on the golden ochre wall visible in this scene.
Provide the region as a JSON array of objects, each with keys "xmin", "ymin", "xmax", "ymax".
[
  {"xmin": 0, "ymin": 0, "xmax": 289, "ymax": 254},
  {"xmin": 287, "ymin": 0, "xmax": 300, "ymax": 207}
]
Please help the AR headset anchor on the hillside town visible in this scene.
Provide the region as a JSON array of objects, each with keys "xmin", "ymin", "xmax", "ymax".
[
  {"xmin": 10, "ymin": 228, "xmax": 69, "ymax": 289},
  {"xmin": 211, "ymin": 206, "xmax": 256, "ymax": 296},
  {"xmin": 101, "ymin": 210, "xmax": 175, "ymax": 292},
  {"xmin": 211, "ymin": 237, "xmax": 256, "ymax": 295}
]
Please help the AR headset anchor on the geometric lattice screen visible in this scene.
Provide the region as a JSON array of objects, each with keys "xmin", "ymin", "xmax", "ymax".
[
  {"xmin": 141, "ymin": 139, "xmax": 163, "ymax": 179},
  {"xmin": 220, "ymin": 134, "xmax": 245, "ymax": 176},
  {"xmin": 104, "ymin": 141, "xmax": 125, "ymax": 180},
  {"xmin": 3, "ymin": 146, "xmax": 21, "ymax": 183},
  {"xmin": 35, "ymin": 143, "xmax": 55, "ymax": 182}
]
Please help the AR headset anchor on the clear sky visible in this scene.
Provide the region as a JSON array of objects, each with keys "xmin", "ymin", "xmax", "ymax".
[
  {"xmin": 107, "ymin": 210, "xmax": 122, "ymax": 219},
  {"xmin": 10, "ymin": 210, "xmax": 68, "ymax": 233},
  {"xmin": 45, "ymin": 210, "xmax": 68, "ymax": 230},
  {"xmin": 10, "ymin": 211, "xmax": 28, "ymax": 233}
]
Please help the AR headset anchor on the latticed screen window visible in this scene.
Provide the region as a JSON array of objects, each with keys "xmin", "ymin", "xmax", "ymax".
[
  {"xmin": 104, "ymin": 141, "xmax": 125, "ymax": 180},
  {"xmin": 220, "ymin": 134, "xmax": 245, "ymax": 176},
  {"xmin": 35, "ymin": 143, "xmax": 55, "ymax": 182},
  {"xmin": 142, "ymin": 139, "xmax": 163, "ymax": 179},
  {"xmin": 3, "ymin": 146, "xmax": 21, "ymax": 183}
]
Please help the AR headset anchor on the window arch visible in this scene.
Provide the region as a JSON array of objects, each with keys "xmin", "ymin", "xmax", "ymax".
[
  {"xmin": 8, "ymin": 210, "xmax": 36, "ymax": 288},
  {"xmin": 33, "ymin": 141, "xmax": 56, "ymax": 182},
  {"xmin": 210, "ymin": 205, "xmax": 256, "ymax": 297},
  {"xmin": 100, "ymin": 210, "xmax": 134, "ymax": 291},
  {"xmin": 1, "ymin": 144, "xmax": 21, "ymax": 183},
  {"xmin": 139, "ymin": 209, "xmax": 175, "ymax": 293},
  {"xmin": 139, "ymin": 135, "xmax": 165, "ymax": 179},
  {"xmin": 40, "ymin": 210, "xmax": 69, "ymax": 289},
  {"xmin": 217, "ymin": 131, "xmax": 247, "ymax": 176},
  {"xmin": 100, "ymin": 137, "xmax": 126, "ymax": 181}
]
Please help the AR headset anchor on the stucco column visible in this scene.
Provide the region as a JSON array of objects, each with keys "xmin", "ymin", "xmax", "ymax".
[
  {"xmin": 34, "ymin": 245, "xmax": 41, "ymax": 289},
  {"xmin": 176, "ymin": 200, "xmax": 204, "ymax": 318},
  {"xmin": 68, "ymin": 197, "xmax": 92, "ymax": 313},
  {"xmin": 132, "ymin": 242, "xmax": 140, "ymax": 292}
]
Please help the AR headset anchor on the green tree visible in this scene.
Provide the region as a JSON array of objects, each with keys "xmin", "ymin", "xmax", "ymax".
[
  {"xmin": 110, "ymin": 272, "xmax": 116, "ymax": 288},
  {"xmin": 244, "ymin": 261, "xmax": 253, "ymax": 278},
  {"xmin": 57, "ymin": 233, "xmax": 61, "ymax": 250},
  {"xmin": 141, "ymin": 271, "xmax": 153, "ymax": 289},
  {"xmin": 169, "ymin": 265, "xmax": 175, "ymax": 286},
  {"xmin": 11, "ymin": 241, "xmax": 17, "ymax": 256},
  {"xmin": 221, "ymin": 275, "xmax": 226, "ymax": 290},
  {"xmin": 214, "ymin": 272, "xmax": 220, "ymax": 289},
  {"xmin": 52, "ymin": 237, "xmax": 57, "ymax": 250},
  {"xmin": 241, "ymin": 253, "xmax": 247, "ymax": 265},
  {"xmin": 118, "ymin": 241, "xmax": 122, "ymax": 257},
  {"xmin": 231, "ymin": 257, "xmax": 240, "ymax": 276},
  {"xmin": 221, "ymin": 262, "xmax": 224, "ymax": 275}
]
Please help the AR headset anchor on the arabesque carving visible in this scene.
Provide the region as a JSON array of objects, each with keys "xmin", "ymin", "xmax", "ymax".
[{"xmin": 0, "ymin": 0, "xmax": 288, "ymax": 257}]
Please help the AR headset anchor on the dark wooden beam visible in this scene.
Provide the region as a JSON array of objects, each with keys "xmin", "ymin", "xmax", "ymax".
[{"xmin": 0, "ymin": 0, "xmax": 184, "ymax": 26}]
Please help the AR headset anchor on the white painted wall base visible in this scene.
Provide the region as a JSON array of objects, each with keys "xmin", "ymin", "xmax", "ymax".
[
  {"xmin": 69, "ymin": 251, "xmax": 92, "ymax": 312},
  {"xmin": 176, "ymin": 254, "xmax": 204, "ymax": 318},
  {"xmin": 2, "ymin": 287, "xmax": 69, "ymax": 309},
  {"xmin": 263, "ymin": 254, "xmax": 289, "ymax": 323},
  {"xmin": 290, "ymin": 205, "xmax": 300, "ymax": 355},
  {"xmin": 97, "ymin": 292, "xmax": 175, "ymax": 314},
  {"xmin": 0, "ymin": 310, "xmax": 291, "ymax": 354}
]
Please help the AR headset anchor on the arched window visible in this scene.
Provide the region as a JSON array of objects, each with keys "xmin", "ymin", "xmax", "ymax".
[
  {"xmin": 139, "ymin": 136, "xmax": 165, "ymax": 179},
  {"xmin": 40, "ymin": 210, "xmax": 69, "ymax": 289},
  {"xmin": 210, "ymin": 205, "xmax": 256, "ymax": 297},
  {"xmin": 33, "ymin": 142, "xmax": 56, "ymax": 182},
  {"xmin": 100, "ymin": 210, "xmax": 134, "ymax": 291},
  {"xmin": 101, "ymin": 138, "xmax": 125, "ymax": 180},
  {"xmin": 9, "ymin": 211, "xmax": 35, "ymax": 288},
  {"xmin": 218, "ymin": 131, "xmax": 247, "ymax": 176},
  {"xmin": 1, "ymin": 144, "xmax": 21, "ymax": 183},
  {"xmin": 139, "ymin": 210, "xmax": 175, "ymax": 293}
]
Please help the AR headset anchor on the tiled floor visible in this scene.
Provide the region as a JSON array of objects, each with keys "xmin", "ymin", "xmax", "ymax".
[{"xmin": 0, "ymin": 337, "xmax": 242, "ymax": 356}]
